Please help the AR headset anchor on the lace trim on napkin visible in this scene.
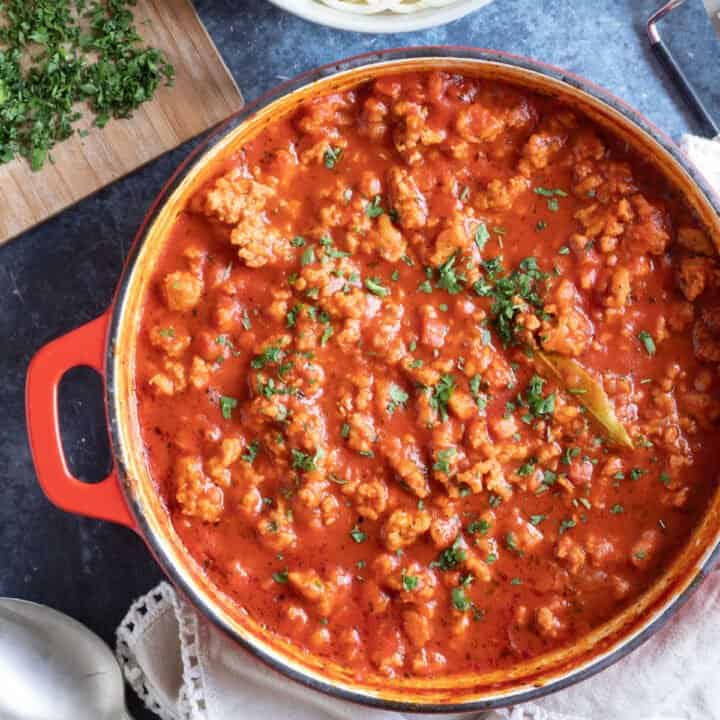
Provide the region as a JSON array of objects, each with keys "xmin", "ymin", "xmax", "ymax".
[{"xmin": 116, "ymin": 581, "xmax": 209, "ymax": 720}]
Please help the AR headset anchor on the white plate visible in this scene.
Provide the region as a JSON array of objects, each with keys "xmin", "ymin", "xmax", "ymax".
[{"xmin": 265, "ymin": 0, "xmax": 494, "ymax": 33}]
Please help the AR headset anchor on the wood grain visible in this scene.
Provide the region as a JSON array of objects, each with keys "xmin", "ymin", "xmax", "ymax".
[{"xmin": 0, "ymin": 0, "xmax": 244, "ymax": 245}]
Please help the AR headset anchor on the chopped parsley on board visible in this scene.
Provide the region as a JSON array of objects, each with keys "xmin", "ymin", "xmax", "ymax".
[{"xmin": 0, "ymin": 0, "xmax": 174, "ymax": 170}]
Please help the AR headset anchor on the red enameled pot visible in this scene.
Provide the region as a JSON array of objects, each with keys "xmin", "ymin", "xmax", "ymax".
[{"xmin": 26, "ymin": 47, "xmax": 720, "ymax": 712}]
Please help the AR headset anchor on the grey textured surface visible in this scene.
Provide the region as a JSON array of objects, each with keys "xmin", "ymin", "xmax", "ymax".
[{"xmin": 0, "ymin": 1, "xmax": 718, "ymax": 717}]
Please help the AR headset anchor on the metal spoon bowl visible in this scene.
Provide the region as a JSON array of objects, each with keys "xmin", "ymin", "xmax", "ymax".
[{"xmin": 0, "ymin": 598, "xmax": 131, "ymax": 720}]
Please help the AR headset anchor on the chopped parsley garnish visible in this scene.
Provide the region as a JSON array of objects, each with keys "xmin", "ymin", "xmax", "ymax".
[
  {"xmin": 401, "ymin": 573, "xmax": 418, "ymax": 591},
  {"xmin": 251, "ymin": 345, "xmax": 285, "ymax": 369},
  {"xmin": 365, "ymin": 195, "xmax": 384, "ymax": 218},
  {"xmin": 561, "ymin": 447, "xmax": 580, "ymax": 465},
  {"xmin": 340, "ymin": 423, "xmax": 350, "ymax": 439},
  {"xmin": 637, "ymin": 330, "xmax": 656, "ymax": 356},
  {"xmin": 485, "ymin": 553, "xmax": 498, "ymax": 564},
  {"xmin": 517, "ymin": 458, "xmax": 537, "ymax": 477},
  {"xmin": 451, "ymin": 586, "xmax": 472, "ymax": 611},
  {"xmin": 431, "ymin": 537, "xmax": 466, "ymax": 571},
  {"xmin": 365, "ymin": 277, "xmax": 390, "ymax": 297},
  {"xmin": 488, "ymin": 494, "xmax": 502, "ymax": 508},
  {"xmin": 467, "ymin": 519, "xmax": 490, "ymax": 535},
  {"xmin": 634, "ymin": 550, "xmax": 647, "ymax": 560},
  {"xmin": 475, "ymin": 256, "xmax": 549, "ymax": 346},
  {"xmin": 429, "ymin": 374, "xmax": 456, "ymax": 422},
  {"xmin": 630, "ymin": 467, "xmax": 647, "ymax": 481},
  {"xmin": 219, "ymin": 396, "xmax": 237, "ymax": 420},
  {"xmin": 417, "ymin": 280, "xmax": 433, "ymax": 293},
  {"xmin": 610, "ymin": 503, "xmax": 624, "ymax": 514},
  {"xmin": 324, "ymin": 244, "xmax": 350, "ymax": 259},
  {"xmin": 558, "ymin": 246, "xmax": 570, "ymax": 255},
  {"xmin": 290, "ymin": 449, "xmax": 319, "ymax": 472},
  {"xmin": 323, "ymin": 146, "xmax": 343, "ymax": 169},
  {"xmin": 350, "ymin": 526, "xmax": 367, "ymax": 543},
  {"xmin": 530, "ymin": 514, "xmax": 547, "ymax": 526},
  {"xmin": 286, "ymin": 304, "xmax": 302, "ymax": 328},
  {"xmin": 290, "ymin": 236, "xmax": 306, "ymax": 247},
  {"xmin": 320, "ymin": 325, "xmax": 333, "ymax": 346},
  {"xmin": 257, "ymin": 377, "xmax": 295, "ymax": 399},
  {"xmin": 534, "ymin": 187, "xmax": 568, "ymax": 212},
  {"xmin": 536, "ymin": 220, "xmax": 548, "ymax": 231},
  {"xmin": 522, "ymin": 375, "xmax": 556, "ymax": 417},
  {"xmin": 387, "ymin": 384, "xmax": 409, "ymax": 414},
  {"xmin": 215, "ymin": 335, "xmax": 239, "ymax": 357},
  {"xmin": 433, "ymin": 447, "xmax": 456, "ymax": 475},
  {"xmin": 510, "ymin": 577, "xmax": 522, "ymax": 586},
  {"xmin": 241, "ymin": 310, "xmax": 252, "ymax": 330},
  {"xmin": 436, "ymin": 253, "xmax": 465, "ymax": 294},
  {"xmin": 543, "ymin": 470, "xmax": 558, "ymax": 485},
  {"xmin": 301, "ymin": 247, "xmax": 316, "ymax": 266},
  {"xmin": 469, "ymin": 375, "xmax": 487, "ymax": 411},
  {"xmin": 481, "ymin": 256, "xmax": 504, "ymax": 277},
  {"xmin": 278, "ymin": 362, "xmax": 293, "ymax": 380},
  {"xmin": 158, "ymin": 327, "xmax": 175, "ymax": 338},
  {"xmin": 475, "ymin": 222, "xmax": 490, "ymax": 250},
  {"xmin": 559, "ymin": 519, "xmax": 576, "ymax": 534},
  {"xmin": 242, "ymin": 441, "xmax": 259, "ymax": 464},
  {"xmin": 272, "ymin": 570, "xmax": 289, "ymax": 583}
]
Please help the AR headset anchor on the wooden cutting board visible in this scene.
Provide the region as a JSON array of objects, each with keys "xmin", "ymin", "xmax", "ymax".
[{"xmin": 0, "ymin": 0, "xmax": 244, "ymax": 245}]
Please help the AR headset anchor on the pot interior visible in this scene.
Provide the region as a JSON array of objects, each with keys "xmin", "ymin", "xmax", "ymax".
[{"xmin": 109, "ymin": 53, "xmax": 720, "ymax": 709}]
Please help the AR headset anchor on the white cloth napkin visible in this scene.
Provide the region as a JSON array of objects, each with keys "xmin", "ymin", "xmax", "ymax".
[{"xmin": 116, "ymin": 134, "xmax": 720, "ymax": 720}]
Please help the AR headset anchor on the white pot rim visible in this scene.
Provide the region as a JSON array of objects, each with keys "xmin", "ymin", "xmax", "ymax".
[{"xmin": 265, "ymin": 0, "xmax": 493, "ymax": 33}]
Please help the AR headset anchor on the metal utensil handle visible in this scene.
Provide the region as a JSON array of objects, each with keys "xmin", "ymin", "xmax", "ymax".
[
  {"xmin": 648, "ymin": 0, "xmax": 720, "ymax": 139},
  {"xmin": 650, "ymin": 37, "xmax": 720, "ymax": 137}
]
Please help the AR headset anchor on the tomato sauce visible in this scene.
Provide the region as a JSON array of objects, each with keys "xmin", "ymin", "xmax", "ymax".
[{"xmin": 135, "ymin": 71, "xmax": 720, "ymax": 679}]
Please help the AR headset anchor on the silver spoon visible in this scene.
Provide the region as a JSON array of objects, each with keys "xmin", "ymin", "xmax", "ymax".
[{"xmin": 0, "ymin": 598, "xmax": 132, "ymax": 720}]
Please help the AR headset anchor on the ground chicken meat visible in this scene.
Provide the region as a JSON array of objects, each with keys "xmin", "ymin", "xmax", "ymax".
[
  {"xmin": 382, "ymin": 509, "xmax": 431, "ymax": 551},
  {"xmin": 387, "ymin": 166, "xmax": 428, "ymax": 229},
  {"xmin": 163, "ymin": 271, "xmax": 203, "ymax": 312},
  {"xmin": 175, "ymin": 456, "xmax": 224, "ymax": 522}
]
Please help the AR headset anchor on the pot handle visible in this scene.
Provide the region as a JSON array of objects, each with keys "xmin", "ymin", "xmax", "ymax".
[{"xmin": 25, "ymin": 313, "xmax": 136, "ymax": 530}]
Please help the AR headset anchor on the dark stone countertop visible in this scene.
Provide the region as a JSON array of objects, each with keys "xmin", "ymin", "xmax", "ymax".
[{"xmin": 0, "ymin": 1, "xmax": 717, "ymax": 717}]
